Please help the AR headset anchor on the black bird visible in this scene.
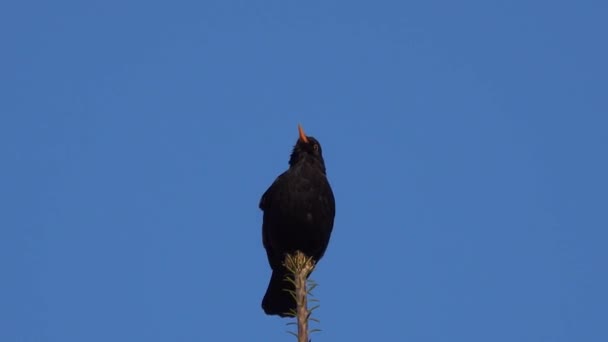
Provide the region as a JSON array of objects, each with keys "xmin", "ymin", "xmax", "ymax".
[{"xmin": 259, "ymin": 124, "xmax": 336, "ymax": 317}]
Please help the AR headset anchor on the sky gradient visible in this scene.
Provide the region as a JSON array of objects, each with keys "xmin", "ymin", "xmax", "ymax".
[{"xmin": 1, "ymin": 1, "xmax": 607, "ymax": 341}]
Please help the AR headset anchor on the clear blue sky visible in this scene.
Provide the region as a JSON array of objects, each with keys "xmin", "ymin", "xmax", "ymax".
[{"xmin": 1, "ymin": 1, "xmax": 606, "ymax": 341}]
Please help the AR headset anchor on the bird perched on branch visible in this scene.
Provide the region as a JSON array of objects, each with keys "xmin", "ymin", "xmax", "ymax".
[{"xmin": 259, "ymin": 124, "xmax": 336, "ymax": 317}]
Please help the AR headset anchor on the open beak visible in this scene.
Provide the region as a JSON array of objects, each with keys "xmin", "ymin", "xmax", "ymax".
[{"xmin": 298, "ymin": 124, "xmax": 309, "ymax": 143}]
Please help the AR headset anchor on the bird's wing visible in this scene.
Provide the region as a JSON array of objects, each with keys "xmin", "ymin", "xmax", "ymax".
[
  {"xmin": 259, "ymin": 174, "xmax": 287, "ymax": 268},
  {"xmin": 327, "ymin": 178, "xmax": 336, "ymax": 216},
  {"xmin": 259, "ymin": 182, "xmax": 274, "ymax": 210},
  {"xmin": 259, "ymin": 172, "xmax": 288, "ymax": 210}
]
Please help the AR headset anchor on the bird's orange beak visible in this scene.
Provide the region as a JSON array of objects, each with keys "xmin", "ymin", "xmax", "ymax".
[{"xmin": 298, "ymin": 124, "xmax": 309, "ymax": 143}]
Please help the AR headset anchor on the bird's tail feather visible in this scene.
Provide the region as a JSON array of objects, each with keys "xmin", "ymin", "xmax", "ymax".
[{"xmin": 262, "ymin": 270, "xmax": 296, "ymax": 317}]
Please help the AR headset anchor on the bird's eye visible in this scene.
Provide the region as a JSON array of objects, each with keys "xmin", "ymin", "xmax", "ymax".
[{"xmin": 313, "ymin": 144, "xmax": 319, "ymax": 151}]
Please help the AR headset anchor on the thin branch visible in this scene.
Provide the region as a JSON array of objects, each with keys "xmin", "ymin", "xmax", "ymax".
[{"xmin": 284, "ymin": 251, "xmax": 316, "ymax": 342}]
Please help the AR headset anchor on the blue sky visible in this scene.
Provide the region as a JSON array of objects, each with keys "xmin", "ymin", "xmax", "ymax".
[{"xmin": 1, "ymin": 0, "xmax": 607, "ymax": 341}]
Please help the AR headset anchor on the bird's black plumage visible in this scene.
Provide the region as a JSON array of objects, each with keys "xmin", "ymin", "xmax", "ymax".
[{"xmin": 259, "ymin": 124, "xmax": 336, "ymax": 317}]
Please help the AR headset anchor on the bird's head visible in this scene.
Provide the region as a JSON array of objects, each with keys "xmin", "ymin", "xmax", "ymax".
[{"xmin": 288, "ymin": 124, "xmax": 327, "ymax": 173}]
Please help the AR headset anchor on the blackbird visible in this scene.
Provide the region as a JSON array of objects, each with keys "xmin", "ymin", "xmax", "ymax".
[{"xmin": 259, "ymin": 124, "xmax": 336, "ymax": 317}]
